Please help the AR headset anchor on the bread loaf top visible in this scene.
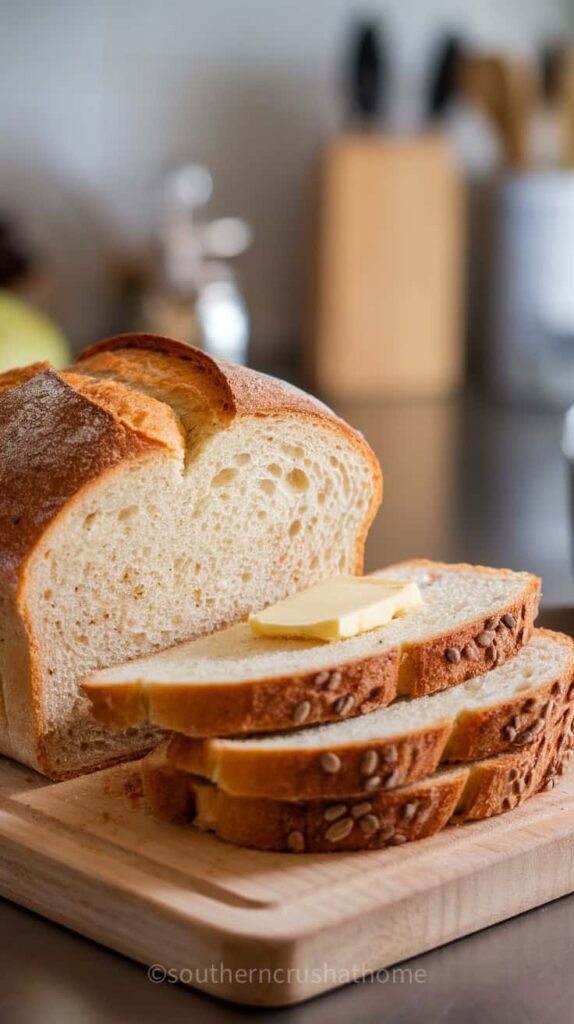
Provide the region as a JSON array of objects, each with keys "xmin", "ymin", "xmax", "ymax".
[{"xmin": 0, "ymin": 333, "xmax": 382, "ymax": 593}]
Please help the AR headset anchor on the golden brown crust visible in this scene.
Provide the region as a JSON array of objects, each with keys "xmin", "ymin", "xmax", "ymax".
[
  {"xmin": 0, "ymin": 367, "xmax": 165, "ymax": 591},
  {"xmin": 84, "ymin": 569, "xmax": 540, "ymax": 738},
  {"xmin": 396, "ymin": 564, "xmax": 540, "ymax": 696},
  {"xmin": 75, "ymin": 334, "xmax": 383, "ymax": 572},
  {"xmin": 0, "ymin": 362, "xmax": 52, "ymax": 396},
  {"xmin": 162, "ymin": 628, "xmax": 573, "ymax": 799},
  {"xmin": 0, "ymin": 332, "xmax": 381, "ymax": 592},
  {"xmin": 141, "ymin": 684, "xmax": 574, "ymax": 852},
  {"xmin": 141, "ymin": 750, "xmax": 468, "ymax": 852}
]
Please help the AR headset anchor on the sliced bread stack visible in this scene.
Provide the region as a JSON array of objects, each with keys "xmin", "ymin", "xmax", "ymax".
[{"xmin": 82, "ymin": 560, "xmax": 574, "ymax": 853}]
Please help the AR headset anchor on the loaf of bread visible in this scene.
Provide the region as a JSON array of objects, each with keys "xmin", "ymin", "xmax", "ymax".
[
  {"xmin": 83, "ymin": 561, "xmax": 540, "ymax": 736},
  {"xmin": 141, "ymin": 689, "xmax": 572, "ymax": 852},
  {"xmin": 0, "ymin": 334, "xmax": 381, "ymax": 778},
  {"xmin": 161, "ymin": 630, "xmax": 574, "ymax": 799}
]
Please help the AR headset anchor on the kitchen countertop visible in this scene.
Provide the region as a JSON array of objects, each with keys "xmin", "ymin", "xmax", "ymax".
[{"xmin": 2, "ymin": 394, "xmax": 574, "ymax": 1024}]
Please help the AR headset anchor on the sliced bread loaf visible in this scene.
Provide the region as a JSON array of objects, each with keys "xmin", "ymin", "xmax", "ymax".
[
  {"xmin": 0, "ymin": 334, "xmax": 380, "ymax": 779},
  {"xmin": 161, "ymin": 630, "xmax": 574, "ymax": 799},
  {"xmin": 83, "ymin": 561, "xmax": 540, "ymax": 737},
  {"xmin": 141, "ymin": 702, "xmax": 572, "ymax": 852}
]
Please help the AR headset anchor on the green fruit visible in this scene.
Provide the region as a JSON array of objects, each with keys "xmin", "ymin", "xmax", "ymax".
[{"xmin": 0, "ymin": 290, "xmax": 70, "ymax": 372}]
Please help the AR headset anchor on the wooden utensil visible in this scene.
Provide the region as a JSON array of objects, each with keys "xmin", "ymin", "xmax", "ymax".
[{"xmin": 461, "ymin": 55, "xmax": 537, "ymax": 168}]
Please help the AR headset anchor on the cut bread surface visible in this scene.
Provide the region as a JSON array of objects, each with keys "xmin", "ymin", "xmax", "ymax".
[
  {"xmin": 0, "ymin": 335, "xmax": 381, "ymax": 779},
  {"xmin": 162, "ymin": 630, "xmax": 574, "ymax": 798},
  {"xmin": 83, "ymin": 561, "xmax": 540, "ymax": 737}
]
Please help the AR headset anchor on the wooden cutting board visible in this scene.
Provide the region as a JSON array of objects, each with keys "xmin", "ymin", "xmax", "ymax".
[{"xmin": 1, "ymin": 754, "xmax": 574, "ymax": 1007}]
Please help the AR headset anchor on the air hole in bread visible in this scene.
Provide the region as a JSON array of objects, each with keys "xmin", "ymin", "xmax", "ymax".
[
  {"xmin": 259, "ymin": 479, "xmax": 276, "ymax": 496},
  {"xmin": 257, "ymin": 509, "xmax": 267, "ymax": 520},
  {"xmin": 241, "ymin": 571, "xmax": 252, "ymax": 583},
  {"xmin": 83, "ymin": 513, "xmax": 97, "ymax": 529},
  {"xmin": 212, "ymin": 468, "xmax": 238, "ymax": 488},
  {"xmin": 286, "ymin": 468, "xmax": 309, "ymax": 493},
  {"xmin": 289, "ymin": 519, "xmax": 301, "ymax": 538},
  {"xmin": 267, "ymin": 463, "xmax": 282, "ymax": 478},
  {"xmin": 235, "ymin": 452, "xmax": 251, "ymax": 465},
  {"xmin": 118, "ymin": 506, "xmax": 138, "ymax": 522},
  {"xmin": 43, "ymin": 589, "xmax": 53, "ymax": 601},
  {"xmin": 77, "ymin": 635, "xmax": 89, "ymax": 646}
]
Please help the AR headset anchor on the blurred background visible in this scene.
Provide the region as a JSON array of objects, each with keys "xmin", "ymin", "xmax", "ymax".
[{"xmin": 3, "ymin": 0, "xmax": 574, "ymax": 598}]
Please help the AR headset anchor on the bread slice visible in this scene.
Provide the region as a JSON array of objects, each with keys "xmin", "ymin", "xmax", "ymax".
[
  {"xmin": 0, "ymin": 334, "xmax": 380, "ymax": 779},
  {"xmin": 141, "ymin": 701, "xmax": 573, "ymax": 852},
  {"xmin": 83, "ymin": 561, "xmax": 540, "ymax": 737},
  {"xmin": 160, "ymin": 630, "xmax": 574, "ymax": 799}
]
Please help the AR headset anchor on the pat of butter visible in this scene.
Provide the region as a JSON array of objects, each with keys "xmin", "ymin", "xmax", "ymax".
[{"xmin": 249, "ymin": 576, "xmax": 423, "ymax": 642}]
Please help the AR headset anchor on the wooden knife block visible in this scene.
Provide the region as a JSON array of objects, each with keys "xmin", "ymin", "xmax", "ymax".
[{"xmin": 310, "ymin": 134, "xmax": 465, "ymax": 399}]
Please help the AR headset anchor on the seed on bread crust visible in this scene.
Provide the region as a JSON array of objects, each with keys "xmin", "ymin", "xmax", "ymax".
[
  {"xmin": 501, "ymin": 613, "xmax": 517, "ymax": 629},
  {"xmin": 334, "ymin": 694, "xmax": 354, "ymax": 716},
  {"xmin": 387, "ymin": 833, "xmax": 407, "ymax": 846},
  {"xmin": 382, "ymin": 745, "xmax": 398, "ymax": 764},
  {"xmin": 325, "ymin": 816, "xmax": 354, "ymax": 842},
  {"xmin": 476, "ymin": 630, "xmax": 496, "ymax": 647},
  {"xmin": 364, "ymin": 775, "xmax": 382, "ymax": 791},
  {"xmin": 445, "ymin": 647, "xmax": 461, "ymax": 664},
  {"xmin": 503, "ymin": 725, "xmax": 517, "ymax": 742},
  {"xmin": 379, "ymin": 824, "xmax": 395, "ymax": 841},
  {"xmin": 383, "ymin": 769, "xmax": 401, "ymax": 790},
  {"xmin": 319, "ymin": 751, "xmax": 341, "ymax": 774},
  {"xmin": 324, "ymin": 803, "xmax": 348, "ymax": 822},
  {"xmin": 402, "ymin": 801, "xmax": 418, "ymax": 821},
  {"xmin": 287, "ymin": 830, "xmax": 305, "ymax": 852},
  {"xmin": 514, "ymin": 729, "xmax": 534, "ymax": 746},
  {"xmin": 463, "ymin": 642, "xmax": 479, "ymax": 660},
  {"xmin": 293, "ymin": 700, "xmax": 311, "ymax": 725},
  {"xmin": 360, "ymin": 750, "xmax": 379, "ymax": 776},
  {"xmin": 327, "ymin": 671, "xmax": 342, "ymax": 691},
  {"xmin": 351, "ymin": 802, "xmax": 372, "ymax": 819},
  {"xmin": 484, "ymin": 616, "xmax": 498, "ymax": 630},
  {"xmin": 359, "ymin": 814, "xmax": 380, "ymax": 836},
  {"xmin": 314, "ymin": 671, "xmax": 330, "ymax": 687}
]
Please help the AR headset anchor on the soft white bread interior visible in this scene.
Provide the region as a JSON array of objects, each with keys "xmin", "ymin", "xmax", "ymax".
[
  {"xmin": 164, "ymin": 630, "xmax": 573, "ymax": 798},
  {"xmin": 0, "ymin": 335, "xmax": 380, "ymax": 779},
  {"xmin": 83, "ymin": 561, "xmax": 540, "ymax": 737}
]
